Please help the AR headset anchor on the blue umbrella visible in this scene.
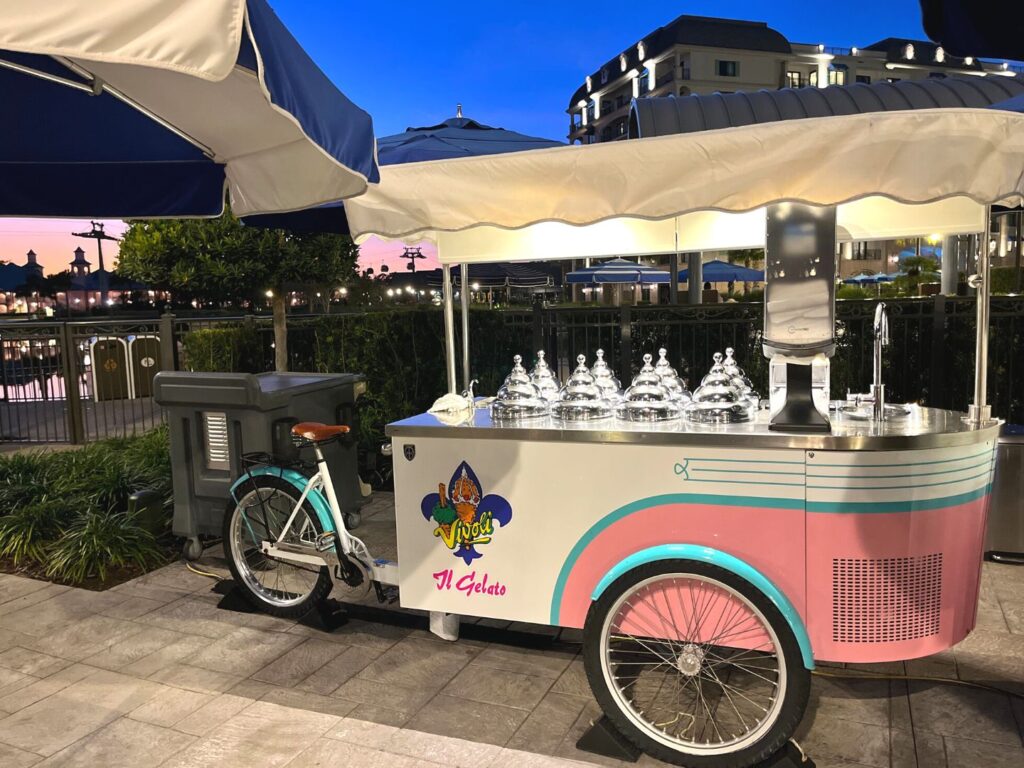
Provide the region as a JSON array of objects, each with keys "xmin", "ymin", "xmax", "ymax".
[
  {"xmin": 897, "ymin": 245, "xmax": 942, "ymax": 263},
  {"xmin": 243, "ymin": 108, "xmax": 562, "ymax": 232},
  {"xmin": 0, "ymin": 0, "xmax": 377, "ymax": 218},
  {"xmin": 678, "ymin": 259, "xmax": 765, "ymax": 282},
  {"xmin": 843, "ymin": 273, "xmax": 892, "ymax": 284},
  {"xmin": 566, "ymin": 258, "xmax": 671, "ymax": 284}
]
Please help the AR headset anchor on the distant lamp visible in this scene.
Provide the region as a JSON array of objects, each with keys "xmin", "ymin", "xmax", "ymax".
[
  {"xmin": 904, "ymin": 43, "xmax": 915, "ymax": 60},
  {"xmin": 619, "ymin": 53, "xmax": 628, "ymax": 72},
  {"xmin": 965, "ymin": 56, "xmax": 974, "ymax": 65},
  {"xmin": 935, "ymin": 46, "xmax": 945, "ymax": 63}
]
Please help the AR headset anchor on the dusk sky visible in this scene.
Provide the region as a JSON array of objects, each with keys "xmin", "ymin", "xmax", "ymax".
[{"xmin": 2, "ymin": 1, "xmax": 936, "ymax": 275}]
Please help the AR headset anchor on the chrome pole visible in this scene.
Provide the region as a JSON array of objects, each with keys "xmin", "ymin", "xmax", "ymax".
[
  {"xmin": 967, "ymin": 208, "xmax": 992, "ymax": 425},
  {"xmin": 460, "ymin": 265, "xmax": 470, "ymax": 390},
  {"xmin": 441, "ymin": 262, "xmax": 457, "ymax": 393}
]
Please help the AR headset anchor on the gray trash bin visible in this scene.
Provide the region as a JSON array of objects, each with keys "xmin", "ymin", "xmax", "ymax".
[
  {"xmin": 986, "ymin": 429, "xmax": 1024, "ymax": 563},
  {"xmin": 154, "ymin": 371, "xmax": 369, "ymax": 558}
]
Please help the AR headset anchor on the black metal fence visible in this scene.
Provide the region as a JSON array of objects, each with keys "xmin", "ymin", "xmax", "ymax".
[{"xmin": 2, "ymin": 295, "xmax": 1022, "ymax": 444}]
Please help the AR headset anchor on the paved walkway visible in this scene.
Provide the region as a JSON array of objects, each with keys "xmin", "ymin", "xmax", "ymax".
[{"xmin": 0, "ymin": 508, "xmax": 1021, "ymax": 767}]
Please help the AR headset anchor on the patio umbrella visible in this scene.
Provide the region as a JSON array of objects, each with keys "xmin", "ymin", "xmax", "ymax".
[
  {"xmin": 243, "ymin": 107, "xmax": 562, "ymax": 231},
  {"xmin": 423, "ymin": 263, "xmax": 554, "ymax": 289},
  {"xmin": 566, "ymin": 258, "xmax": 671, "ymax": 284},
  {"xmin": 843, "ymin": 273, "xmax": 892, "ymax": 285},
  {"xmin": 919, "ymin": 0, "xmax": 1024, "ymax": 60},
  {"xmin": 0, "ymin": 0, "xmax": 378, "ymax": 218},
  {"xmin": 678, "ymin": 259, "xmax": 765, "ymax": 282}
]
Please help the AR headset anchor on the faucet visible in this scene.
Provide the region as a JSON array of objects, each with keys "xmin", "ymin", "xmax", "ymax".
[{"xmin": 870, "ymin": 302, "xmax": 889, "ymax": 420}]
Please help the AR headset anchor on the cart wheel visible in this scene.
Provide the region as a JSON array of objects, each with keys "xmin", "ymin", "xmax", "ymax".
[
  {"xmin": 344, "ymin": 512, "xmax": 361, "ymax": 530},
  {"xmin": 583, "ymin": 559, "xmax": 810, "ymax": 768},
  {"xmin": 182, "ymin": 537, "xmax": 203, "ymax": 561}
]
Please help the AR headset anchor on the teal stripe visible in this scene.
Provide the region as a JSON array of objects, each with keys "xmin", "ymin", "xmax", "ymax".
[
  {"xmin": 695, "ymin": 468, "xmax": 806, "ymax": 476},
  {"xmin": 807, "ymin": 456, "xmax": 995, "ymax": 479},
  {"xmin": 811, "ymin": 446, "xmax": 994, "ymax": 469},
  {"xmin": 686, "ymin": 458, "xmax": 805, "ymax": 465},
  {"xmin": 807, "ymin": 483, "xmax": 992, "ymax": 514},
  {"xmin": 807, "ymin": 468, "xmax": 994, "ymax": 492},
  {"xmin": 688, "ymin": 478, "xmax": 805, "ymax": 487},
  {"xmin": 549, "ymin": 493, "xmax": 802, "ymax": 626}
]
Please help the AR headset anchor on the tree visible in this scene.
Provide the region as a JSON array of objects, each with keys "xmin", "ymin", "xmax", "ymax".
[{"xmin": 117, "ymin": 212, "xmax": 359, "ymax": 371}]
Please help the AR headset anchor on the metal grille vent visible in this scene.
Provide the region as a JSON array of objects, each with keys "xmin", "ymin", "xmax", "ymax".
[
  {"xmin": 203, "ymin": 412, "xmax": 230, "ymax": 471},
  {"xmin": 832, "ymin": 554, "xmax": 943, "ymax": 643}
]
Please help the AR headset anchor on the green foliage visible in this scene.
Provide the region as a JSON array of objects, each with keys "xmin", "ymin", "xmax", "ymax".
[
  {"xmin": 991, "ymin": 266, "xmax": 1024, "ymax": 295},
  {"xmin": 181, "ymin": 324, "xmax": 264, "ymax": 373},
  {"xmin": 0, "ymin": 428, "xmax": 171, "ymax": 583},
  {"xmin": 837, "ymin": 285, "xmax": 871, "ymax": 300}
]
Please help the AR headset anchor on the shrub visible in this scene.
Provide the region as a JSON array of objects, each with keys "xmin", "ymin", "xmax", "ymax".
[
  {"xmin": 45, "ymin": 509, "xmax": 163, "ymax": 583},
  {"xmin": 991, "ymin": 266, "xmax": 1024, "ymax": 295},
  {"xmin": 181, "ymin": 324, "xmax": 264, "ymax": 373}
]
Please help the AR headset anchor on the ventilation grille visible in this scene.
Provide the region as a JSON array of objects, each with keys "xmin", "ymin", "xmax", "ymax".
[
  {"xmin": 203, "ymin": 412, "xmax": 230, "ymax": 471},
  {"xmin": 832, "ymin": 554, "xmax": 943, "ymax": 643}
]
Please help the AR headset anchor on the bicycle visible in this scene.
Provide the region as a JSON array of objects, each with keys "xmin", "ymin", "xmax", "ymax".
[{"xmin": 222, "ymin": 421, "xmax": 397, "ymax": 618}]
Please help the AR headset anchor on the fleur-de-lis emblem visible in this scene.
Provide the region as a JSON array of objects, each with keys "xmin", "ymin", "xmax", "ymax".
[{"xmin": 673, "ymin": 459, "xmax": 690, "ymax": 480}]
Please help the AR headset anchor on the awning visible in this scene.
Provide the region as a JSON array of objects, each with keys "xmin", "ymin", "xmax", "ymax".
[
  {"xmin": 566, "ymin": 258, "xmax": 670, "ymax": 284},
  {"xmin": 0, "ymin": 0, "xmax": 378, "ymax": 218}
]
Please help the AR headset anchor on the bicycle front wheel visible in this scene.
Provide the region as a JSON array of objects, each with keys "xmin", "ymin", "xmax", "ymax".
[{"xmin": 223, "ymin": 475, "xmax": 333, "ymax": 618}]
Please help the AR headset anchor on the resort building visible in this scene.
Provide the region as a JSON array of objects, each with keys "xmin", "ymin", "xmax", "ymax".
[{"xmin": 567, "ymin": 14, "xmax": 1021, "ymax": 144}]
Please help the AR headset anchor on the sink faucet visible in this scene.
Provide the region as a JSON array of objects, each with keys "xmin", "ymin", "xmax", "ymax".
[{"xmin": 870, "ymin": 302, "xmax": 889, "ymax": 421}]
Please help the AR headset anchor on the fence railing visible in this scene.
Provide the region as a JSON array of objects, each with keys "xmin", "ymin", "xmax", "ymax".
[{"xmin": 2, "ymin": 295, "xmax": 1021, "ymax": 444}]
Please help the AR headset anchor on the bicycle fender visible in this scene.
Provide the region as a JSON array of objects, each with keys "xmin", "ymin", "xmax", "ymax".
[{"xmin": 229, "ymin": 467, "xmax": 336, "ymax": 533}]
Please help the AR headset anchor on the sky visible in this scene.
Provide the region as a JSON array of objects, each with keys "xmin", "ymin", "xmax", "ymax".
[{"xmin": 1, "ymin": 1, "xmax": 934, "ymax": 275}]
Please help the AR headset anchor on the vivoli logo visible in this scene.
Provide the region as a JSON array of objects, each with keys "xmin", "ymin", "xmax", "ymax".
[{"xmin": 420, "ymin": 461, "xmax": 512, "ymax": 565}]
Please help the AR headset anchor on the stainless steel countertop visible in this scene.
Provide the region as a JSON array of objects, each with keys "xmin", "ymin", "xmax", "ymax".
[{"xmin": 386, "ymin": 404, "xmax": 1001, "ymax": 451}]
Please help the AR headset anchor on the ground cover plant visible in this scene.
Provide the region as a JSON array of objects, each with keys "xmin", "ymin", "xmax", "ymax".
[{"xmin": 0, "ymin": 426, "xmax": 173, "ymax": 587}]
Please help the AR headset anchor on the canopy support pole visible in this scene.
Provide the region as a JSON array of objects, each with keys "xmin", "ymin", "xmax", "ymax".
[
  {"xmin": 460, "ymin": 264, "xmax": 471, "ymax": 390},
  {"xmin": 688, "ymin": 253, "xmax": 702, "ymax": 305},
  {"xmin": 670, "ymin": 220, "xmax": 680, "ymax": 304},
  {"xmin": 441, "ymin": 262, "xmax": 457, "ymax": 394},
  {"xmin": 966, "ymin": 208, "xmax": 992, "ymax": 425}
]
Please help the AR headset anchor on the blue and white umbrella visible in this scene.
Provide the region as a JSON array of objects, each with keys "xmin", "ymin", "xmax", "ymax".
[
  {"xmin": 843, "ymin": 273, "xmax": 892, "ymax": 285},
  {"xmin": 0, "ymin": 0, "xmax": 378, "ymax": 218},
  {"xmin": 566, "ymin": 258, "xmax": 671, "ymax": 285},
  {"xmin": 678, "ymin": 259, "xmax": 765, "ymax": 283}
]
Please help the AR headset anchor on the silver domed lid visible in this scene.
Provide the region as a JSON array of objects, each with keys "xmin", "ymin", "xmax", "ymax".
[
  {"xmin": 552, "ymin": 354, "xmax": 612, "ymax": 421},
  {"xmin": 700, "ymin": 352, "xmax": 734, "ymax": 388},
  {"xmin": 529, "ymin": 350, "xmax": 561, "ymax": 402},
  {"xmin": 491, "ymin": 355, "xmax": 550, "ymax": 421},
  {"xmin": 617, "ymin": 354, "xmax": 680, "ymax": 421},
  {"xmin": 590, "ymin": 349, "xmax": 622, "ymax": 402},
  {"xmin": 723, "ymin": 347, "xmax": 754, "ymax": 390},
  {"xmin": 653, "ymin": 348, "xmax": 692, "ymax": 403},
  {"xmin": 684, "ymin": 368, "xmax": 755, "ymax": 424}
]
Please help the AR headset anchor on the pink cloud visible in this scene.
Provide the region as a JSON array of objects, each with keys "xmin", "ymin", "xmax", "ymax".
[
  {"xmin": 357, "ymin": 236, "xmax": 438, "ymax": 274},
  {"xmin": 0, "ymin": 218, "xmax": 127, "ymax": 275}
]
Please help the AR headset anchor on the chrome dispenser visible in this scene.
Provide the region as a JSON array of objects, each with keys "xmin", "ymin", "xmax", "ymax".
[{"xmin": 763, "ymin": 203, "xmax": 836, "ymax": 433}]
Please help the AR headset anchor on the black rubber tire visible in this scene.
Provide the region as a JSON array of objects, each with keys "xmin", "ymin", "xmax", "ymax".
[
  {"xmin": 582, "ymin": 559, "xmax": 810, "ymax": 768},
  {"xmin": 222, "ymin": 475, "xmax": 333, "ymax": 619}
]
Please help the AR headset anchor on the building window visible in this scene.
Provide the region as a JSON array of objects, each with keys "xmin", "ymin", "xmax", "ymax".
[
  {"xmin": 828, "ymin": 64, "xmax": 847, "ymax": 86},
  {"xmin": 638, "ymin": 67, "xmax": 651, "ymax": 94},
  {"xmin": 572, "ymin": 112, "xmax": 581, "ymax": 129},
  {"xmin": 786, "ymin": 71, "xmax": 804, "ymax": 88},
  {"xmin": 716, "ymin": 60, "xmax": 739, "ymax": 77},
  {"xmin": 600, "ymin": 68, "xmax": 609, "ymax": 85},
  {"xmin": 680, "ymin": 57, "xmax": 691, "ymax": 80},
  {"xmin": 856, "ymin": 74, "xmax": 871, "ymax": 84},
  {"xmin": 586, "ymin": 100, "xmax": 595, "ymax": 121},
  {"xmin": 601, "ymin": 99, "xmax": 612, "ymax": 114}
]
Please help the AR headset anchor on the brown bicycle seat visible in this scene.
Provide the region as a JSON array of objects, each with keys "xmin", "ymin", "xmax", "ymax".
[{"xmin": 291, "ymin": 422, "xmax": 350, "ymax": 443}]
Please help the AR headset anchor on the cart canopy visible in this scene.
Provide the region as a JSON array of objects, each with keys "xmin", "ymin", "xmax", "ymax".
[
  {"xmin": 344, "ymin": 108, "xmax": 1024, "ymax": 263},
  {"xmin": 0, "ymin": 0, "xmax": 378, "ymax": 218}
]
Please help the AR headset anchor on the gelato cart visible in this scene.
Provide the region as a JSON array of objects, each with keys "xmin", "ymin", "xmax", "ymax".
[{"xmin": 222, "ymin": 107, "xmax": 1023, "ymax": 767}]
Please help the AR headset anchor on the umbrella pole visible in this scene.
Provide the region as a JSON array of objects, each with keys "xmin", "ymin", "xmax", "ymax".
[
  {"xmin": 967, "ymin": 208, "xmax": 992, "ymax": 425},
  {"xmin": 441, "ymin": 262, "xmax": 457, "ymax": 394},
  {"xmin": 460, "ymin": 264, "xmax": 471, "ymax": 390}
]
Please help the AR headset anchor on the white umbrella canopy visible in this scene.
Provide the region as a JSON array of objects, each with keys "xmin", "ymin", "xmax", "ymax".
[{"xmin": 344, "ymin": 108, "xmax": 1024, "ymax": 262}]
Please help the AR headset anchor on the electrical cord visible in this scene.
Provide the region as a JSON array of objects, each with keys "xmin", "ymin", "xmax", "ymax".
[
  {"xmin": 811, "ymin": 667, "xmax": 1024, "ymax": 702},
  {"xmin": 185, "ymin": 561, "xmax": 223, "ymax": 579}
]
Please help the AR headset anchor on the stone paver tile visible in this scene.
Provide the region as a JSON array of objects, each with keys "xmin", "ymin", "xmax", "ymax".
[
  {"xmin": 944, "ymin": 735, "xmax": 1024, "ymax": 768},
  {"xmin": 227, "ymin": 678, "xmax": 278, "ymax": 701},
  {"xmin": 297, "ymin": 645, "xmax": 380, "ymax": 696},
  {"xmin": 0, "ymin": 670, "xmax": 163, "ymax": 756},
  {"xmin": 288, "ymin": 617, "xmax": 411, "ymax": 651},
  {"xmin": 147, "ymin": 663, "xmax": 243, "ymax": 695},
  {"xmin": 895, "ymin": 729, "xmax": 945, "ymax": 768},
  {"xmin": 889, "ymin": 679, "xmax": 913, "ymax": 733},
  {"xmin": 906, "ymin": 650, "xmax": 957, "ymax": 678},
  {"xmin": 139, "ymin": 597, "xmax": 251, "ymax": 639},
  {"xmin": 260, "ymin": 687, "xmax": 358, "ymax": 718},
  {"xmin": 0, "ymin": 667, "xmax": 36, "ymax": 699},
  {"xmin": 974, "ymin": 598, "xmax": 1010, "ymax": 633},
  {"xmin": 0, "ymin": 628, "xmax": 36, "ymax": 654},
  {"xmin": 442, "ymin": 665, "xmax": 552, "ymax": 711},
  {"xmin": 162, "ymin": 700, "xmax": 337, "ymax": 768},
  {"xmin": 403, "ymin": 693, "xmax": 527, "ymax": 748},
  {"xmin": 908, "ymin": 680, "xmax": 1020, "ymax": 745},
  {"xmin": 0, "ymin": 664, "xmax": 96, "ymax": 714},
  {"xmin": 120, "ymin": 634, "xmax": 210, "ymax": 678},
  {"xmin": 109, "ymin": 581, "xmax": 191, "ymax": 603},
  {"xmin": 35, "ymin": 716, "xmax": 195, "ymax": 768},
  {"xmin": 29, "ymin": 615, "xmax": 144, "ymax": 661},
  {"xmin": 469, "ymin": 643, "xmax": 576, "ymax": 679},
  {"xmin": 129, "ymin": 564, "xmax": 216, "ymax": 595},
  {"xmin": 285, "ymin": 736, "xmax": 427, "ymax": 768},
  {"xmin": 507, "ymin": 691, "xmax": 589, "ymax": 755},
  {"xmin": 0, "ymin": 741, "xmax": 42, "ymax": 768},
  {"xmin": 331, "ymin": 677, "xmax": 434, "ymax": 714},
  {"xmin": 97, "ymin": 596, "xmax": 165, "ymax": 621},
  {"xmin": 356, "ymin": 636, "xmax": 478, "ymax": 692},
  {"xmin": 129, "ymin": 686, "xmax": 213, "ymax": 728},
  {"xmin": 0, "ymin": 576, "xmax": 50, "ymax": 606},
  {"xmin": 252, "ymin": 638, "xmax": 344, "ymax": 687},
  {"xmin": 491, "ymin": 749, "xmax": 586, "ymax": 768},
  {"xmin": 549, "ymin": 658, "xmax": 593, "ymax": 700},
  {"xmin": 82, "ymin": 626, "xmax": 187, "ymax": 671},
  {"xmin": 325, "ymin": 717, "xmax": 399, "ymax": 750},
  {"xmin": 187, "ymin": 627, "xmax": 303, "ymax": 677},
  {"xmin": 951, "ymin": 628, "xmax": 1024, "ymax": 659},
  {"xmin": 0, "ymin": 585, "xmax": 70, "ymax": 622},
  {"xmin": 337, "ymin": 704, "xmax": 412, "ymax": 728},
  {"xmin": 807, "ymin": 675, "xmax": 890, "ymax": 727},
  {"xmin": 0, "ymin": 647, "xmax": 70, "ymax": 678},
  {"xmin": 793, "ymin": 714, "xmax": 889, "ymax": 768},
  {"xmin": 172, "ymin": 693, "xmax": 250, "ymax": 737},
  {"xmin": 385, "ymin": 726, "xmax": 503, "ymax": 767},
  {"xmin": 552, "ymin": 699, "xmax": 632, "ymax": 768},
  {"xmin": 1001, "ymin": 599, "xmax": 1024, "ymax": 635},
  {"xmin": 955, "ymin": 652, "xmax": 1024, "ymax": 695}
]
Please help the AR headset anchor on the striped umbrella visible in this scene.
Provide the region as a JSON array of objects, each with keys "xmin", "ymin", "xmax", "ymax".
[{"xmin": 565, "ymin": 258, "xmax": 671, "ymax": 284}]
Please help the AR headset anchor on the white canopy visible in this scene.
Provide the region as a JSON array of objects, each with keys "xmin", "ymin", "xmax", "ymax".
[
  {"xmin": 345, "ymin": 108, "xmax": 1024, "ymax": 263},
  {"xmin": 0, "ymin": 0, "xmax": 378, "ymax": 216}
]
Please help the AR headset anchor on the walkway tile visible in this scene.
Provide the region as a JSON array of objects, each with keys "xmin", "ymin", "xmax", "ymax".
[
  {"xmin": 385, "ymin": 727, "xmax": 503, "ymax": 767},
  {"xmin": 442, "ymin": 665, "xmax": 552, "ymax": 710},
  {"xmin": 807, "ymin": 675, "xmax": 890, "ymax": 727},
  {"xmin": 251, "ymin": 638, "xmax": 344, "ymax": 687},
  {"xmin": 506, "ymin": 691, "xmax": 589, "ymax": 755},
  {"xmin": 259, "ymin": 687, "xmax": 358, "ymax": 718},
  {"xmin": 469, "ymin": 643, "xmax": 576, "ymax": 679},
  {"xmin": 97, "ymin": 596, "xmax": 164, "ymax": 621},
  {"xmin": 549, "ymin": 658, "xmax": 593, "ymax": 699},
  {"xmin": 284, "ymin": 737, "xmax": 427, "ymax": 768},
  {"xmin": 0, "ymin": 667, "xmax": 36, "ymax": 699},
  {"xmin": 0, "ymin": 575, "xmax": 51, "ymax": 606},
  {"xmin": 0, "ymin": 670, "xmax": 163, "ymax": 756},
  {"xmin": 129, "ymin": 686, "xmax": 213, "ymax": 728},
  {"xmin": 908, "ymin": 680, "xmax": 1020, "ymax": 745},
  {"xmin": 331, "ymin": 676, "xmax": 434, "ymax": 714},
  {"xmin": 296, "ymin": 645, "xmax": 380, "ymax": 696},
  {"xmin": 188, "ymin": 627, "xmax": 303, "ymax": 677},
  {"xmin": 356, "ymin": 635, "xmax": 479, "ymax": 693},
  {"xmin": 0, "ymin": 664, "xmax": 96, "ymax": 715},
  {"xmin": 83, "ymin": 626, "xmax": 188, "ymax": 671},
  {"xmin": 325, "ymin": 717, "xmax": 399, "ymax": 750},
  {"xmin": 0, "ymin": 648, "xmax": 70, "ymax": 678},
  {"xmin": 29, "ymin": 615, "xmax": 144, "ymax": 661},
  {"xmin": 0, "ymin": 741, "xmax": 42, "ymax": 768},
  {"xmin": 140, "ymin": 597, "xmax": 252, "ymax": 639},
  {"xmin": 35, "ymin": 717, "xmax": 194, "ymax": 768},
  {"xmin": 148, "ymin": 663, "xmax": 242, "ymax": 695},
  {"xmin": 944, "ymin": 735, "xmax": 1024, "ymax": 768},
  {"xmin": 288, "ymin": 617, "xmax": 411, "ymax": 651},
  {"xmin": 121, "ymin": 634, "xmax": 210, "ymax": 677},
  {"xmin": 172, "ymin": 694, "xmax": 251, "ymax": 737},
  {"xmin": 402, "ymin": 693, "xmax": 527, "ymax": 748},
  {"xmin": 794, "ymin": 714, "xmax": 889, "ymax": 768}
]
